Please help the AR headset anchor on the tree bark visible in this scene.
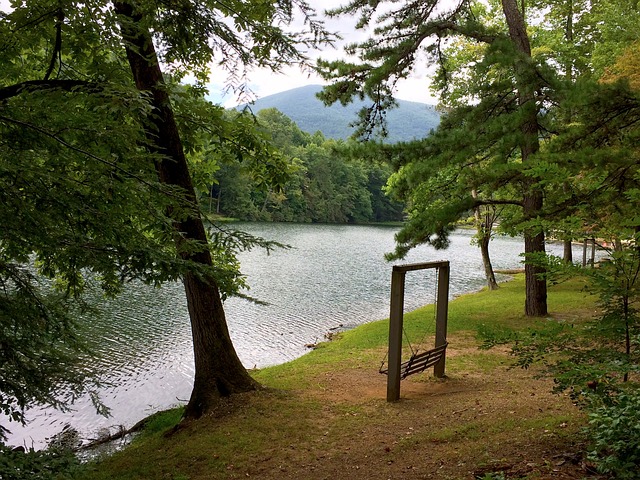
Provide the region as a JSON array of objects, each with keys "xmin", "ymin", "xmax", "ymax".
[
  {"xmin": 472, "ymin": 190, "xmax": 499, "ymax": 290},
  {"xmin": 480, "ymin": 234, "xmax": 499, "ymax": 290},
  {"xmin": 113, "ymin": 1, "xmax": 258, "ymax": 420},
  {"xmin": 562, "ymin": 1, "xmax": 574, "ymax": 267},
  {"xmin": 501, "ymin": 0, "xmax": 548, "ymax": 316},
  {"xmin": 563, "ymin": 239, "xmax": 573, "ymax": 263}
]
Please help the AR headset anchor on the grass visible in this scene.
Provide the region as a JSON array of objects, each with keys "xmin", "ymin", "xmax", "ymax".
[
  {"xmin": 77, "ymin": 274, "xmax": 600, "ymax": 480},
  {"xmin": 83, "ymin": 392, "xmax": 329, "ymax": 479}
]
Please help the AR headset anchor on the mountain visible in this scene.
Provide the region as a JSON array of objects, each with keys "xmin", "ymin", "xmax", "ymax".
[{"xmin": 239, "ymin": 85, "xmax": 440, "ymax": 143}]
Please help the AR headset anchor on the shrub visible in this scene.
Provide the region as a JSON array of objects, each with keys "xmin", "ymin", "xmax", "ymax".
[
  {"xmin": 0, "ymin": 444, "xmax": 81, "ymax": 480},
  {"xmin": 587, "ymin": 389, "xmax": 640, "ymax": 478}
]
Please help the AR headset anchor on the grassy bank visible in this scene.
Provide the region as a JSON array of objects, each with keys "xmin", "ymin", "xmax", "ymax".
[{"xmin": 79, "ymin": 275, "xmax": 600, "ymax": 480}]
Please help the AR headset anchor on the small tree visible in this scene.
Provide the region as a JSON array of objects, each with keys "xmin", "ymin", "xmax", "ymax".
[{"xmin": 472, "ymin": 189, "xmax": 500, "ymax": 290}]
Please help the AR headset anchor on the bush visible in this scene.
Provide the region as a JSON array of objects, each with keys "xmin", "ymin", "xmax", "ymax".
[
  {"xmin": 588, "ymin": 389, "xmax": 640, "ymax": 478},
  {"xmin": 0, "ymin": 444, "xmax": 81, "ymax": 480}
]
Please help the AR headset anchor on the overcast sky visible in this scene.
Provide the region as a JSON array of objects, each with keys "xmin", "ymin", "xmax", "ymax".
[{"xmin": 209, "ymin": 0, "xmax": 443, "ymax": 107}]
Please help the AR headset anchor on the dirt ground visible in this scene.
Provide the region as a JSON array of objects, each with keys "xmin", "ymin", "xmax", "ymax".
[{"xmin": 237, "ymin": 343, "xmax": 604, "ymax": 480}]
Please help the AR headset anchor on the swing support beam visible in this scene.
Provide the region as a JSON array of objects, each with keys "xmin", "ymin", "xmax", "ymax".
[{"xmin": 387, "ymin": 261, "xmax": 450, "ymax": 402}]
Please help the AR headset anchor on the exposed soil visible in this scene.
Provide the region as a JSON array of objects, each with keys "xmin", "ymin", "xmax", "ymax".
[{"xmin": 227, "ymin": 342, "xmax": 604, "ymax": 480}]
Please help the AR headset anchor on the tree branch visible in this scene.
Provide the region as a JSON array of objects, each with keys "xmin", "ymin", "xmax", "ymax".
[
  {"xmin": 44, "ymin": 8, "xmax": 65, "ymax": 81},
  {"xmin": 0, "ymin": 114, "xmax": 174, "ymax": 200},
  {"xmin": 473, "ymin": 198, "xmax": 523, "ymax": 208},
  {"xmin": 427, "ymin": 19, "xmax": 498, "ymax": 45},
  {"xmin": 0, "ymin": 80, "xmax": 100, "ymax": 102}
]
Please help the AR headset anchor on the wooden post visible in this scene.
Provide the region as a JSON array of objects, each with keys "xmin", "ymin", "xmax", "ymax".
[
  {"xmin": 434, "ymin": 263, "xmax": 450, "ymax": 378},
  {"xmin": 582, "ymin": 238, "xmax": 588, "ymax": 267},
  {"xmin": 387, "ymin": 268, "xmax": 406, "ymax": 402},
  {"xmin": 590, "ymin": 238, "xmax": 596, "ymax": 266}
]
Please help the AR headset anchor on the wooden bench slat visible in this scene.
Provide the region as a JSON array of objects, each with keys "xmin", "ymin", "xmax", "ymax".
[{"xmin": 380, "ymin": 343, "xmax": 448, "ymax": 378}]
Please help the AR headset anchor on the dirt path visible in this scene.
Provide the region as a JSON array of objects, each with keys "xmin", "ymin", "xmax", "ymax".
[{"xmin": 246, "ymin": 344, "xmax": 602, "ymax": 479}]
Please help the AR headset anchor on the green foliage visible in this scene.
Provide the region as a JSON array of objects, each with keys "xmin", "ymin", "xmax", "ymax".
[
  {"xmin": 317, "ymin": 0, "xmax": 507, "ymax": 137},
  {"xmin": 0, "ymin": 263, "xmax": 104, "ymax": 438},
  {"xmin": 0, "ymin": 43, "xmax": 224, "ymax": 432},
  {"xmin": 588, "ymin": 0, "xmax": 640, "ymax": 78},
  {"xmin": 519, "ymin": 252, "xmax": 572, "ymax": 285},
  {"xmin": 0, "ymin": 444, "xmax": 81, "ymax": 480},
  {"xmin": 588, "ymin": 389, "xmax": 640, "ymax": 478},
  {"xmin": 319, "ymin": 0, "xmax": 559, "ymax": 256},
  {"xmin": 209, "ymin": 108, "xmax": 404, "ymax": 223},
  {"xmin": 116, "ymin": 0, "xmax": 333, "ymax": 91}
]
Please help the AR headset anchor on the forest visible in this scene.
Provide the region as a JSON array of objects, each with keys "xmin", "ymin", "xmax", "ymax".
[
  {"xmin": 1, "ymin": 0, "xmax": 640, "ymax": 478},
  {"xmin": 206, "ymin": 108, "xmax": 405, "ymax": 223}
]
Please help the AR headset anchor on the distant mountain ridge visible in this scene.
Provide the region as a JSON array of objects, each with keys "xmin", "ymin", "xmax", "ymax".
[{"xmin": 239, "ymin": 85, "xmax": 440, "ymax": 143}]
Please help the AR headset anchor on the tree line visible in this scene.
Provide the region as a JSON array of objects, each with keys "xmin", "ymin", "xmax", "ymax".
[{"xmin": 203, "ymin": 108, "xmax": 404, "ymax": 224}]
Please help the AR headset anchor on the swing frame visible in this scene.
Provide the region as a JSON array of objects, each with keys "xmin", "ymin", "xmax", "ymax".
[{"xmin": 386, "ymin": 261, "xmax": 450, "ymax": 402}]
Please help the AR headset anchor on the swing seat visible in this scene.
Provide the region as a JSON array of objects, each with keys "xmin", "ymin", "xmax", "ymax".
[{"xmin": 380, "ymin": 342, "xmax": 448, "ymax": 379}]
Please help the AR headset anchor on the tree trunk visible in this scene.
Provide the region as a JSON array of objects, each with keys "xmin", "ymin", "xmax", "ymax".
[
  {"xmin": 113, "ymin": 1, "xmax": 258, "ymax": 420},
  {"xmin": 562, "ymin": 1, "xmax": 574, "ymax": 267},
  {"xmin": 480, "ymin": 234, "xmax": 499, "ymax": 290},
  {"xmin": 472, "ymin": 190, "xmax": 499, "ymax": 290},
  {"xmin": 563, "ymin": 239, "xmax": 573, "ymax": 263},
  {"xmin": 614, "ymin": 238, "xmax": 623, "ymax": 252},
  {"xmin": 524, "ymin": 222, "xmax": 547, "ymax": 316},
  {"xmin": 261, "ymin": 188, "xmax": 271, "ymax": 213},
  {"xmin": 501, "ymin": 0, "xmax": 548, "ymax": 316}
]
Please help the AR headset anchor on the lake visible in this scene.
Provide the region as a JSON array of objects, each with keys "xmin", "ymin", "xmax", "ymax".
[{"xmin": 4, "ymin": 223, "xmax": 585, "ymax": 448}]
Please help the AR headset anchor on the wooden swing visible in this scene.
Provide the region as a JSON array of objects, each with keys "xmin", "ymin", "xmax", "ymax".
[
  {"xmin": 379, "ymin": 342, "xmax": 448, "ymax": 379},
  {"xmin": 378, "ymin": 266, "xmax": 445, "ymax": 379},
  {"xmin": 379, "ymin": 261, "xmax": 450, "ymax": 402}
]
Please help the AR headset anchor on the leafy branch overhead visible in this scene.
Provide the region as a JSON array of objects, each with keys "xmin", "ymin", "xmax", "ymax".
[{"xmin": 0, "ymin": 0, "xmax": 334, "ymax": 434}]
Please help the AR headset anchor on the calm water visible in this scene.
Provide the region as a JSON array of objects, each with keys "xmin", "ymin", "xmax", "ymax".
[{"xmin": 5, "ymin": 224, "xmax": 582, "ymax": 448}]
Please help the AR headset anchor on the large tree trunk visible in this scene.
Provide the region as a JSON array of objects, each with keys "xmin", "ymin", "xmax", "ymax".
[
  {"xmin": 501, "ymin": 0, "xmax": 548, "ymax": 316},
  {"xmin": 113, "ymin": 2, "xmax": 258, "ymax": 420}
]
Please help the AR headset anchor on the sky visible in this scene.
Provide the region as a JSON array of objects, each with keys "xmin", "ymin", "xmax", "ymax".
[{"xmin": 207, "ymin": 0, "xmax": 443, "ymax": 107}]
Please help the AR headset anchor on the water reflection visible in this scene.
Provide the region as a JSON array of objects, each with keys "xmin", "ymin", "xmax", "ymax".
[{"xmin": 4, "ymin": 224, "xmax": 587, "ymax": 448}]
